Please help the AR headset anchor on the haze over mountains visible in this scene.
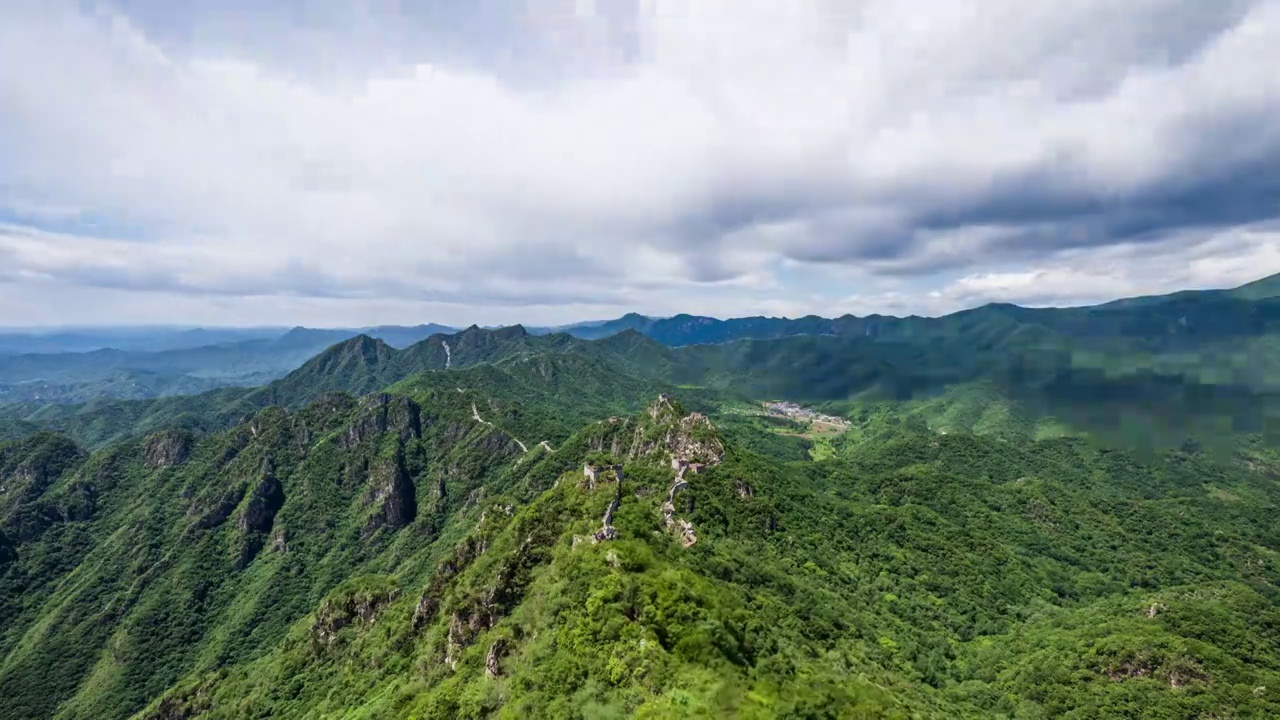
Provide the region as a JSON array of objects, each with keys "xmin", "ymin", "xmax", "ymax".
[{"xmin": 3, "ymin": 272, "xmax": 1277, "ymax": 406}]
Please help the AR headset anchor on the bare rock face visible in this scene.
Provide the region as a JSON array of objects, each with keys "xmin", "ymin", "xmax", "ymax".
[
  {"xmin": 191, "ymin": 486, "xmax": 247, "ymax": 530},
  {"xmin": 595, "ymin": 396, "xmax": 726, "ymax": 464},
  {"xmin": 144, "ymin": 430, "xmax": 194, "ymax": 470},
  {"xmin": 310, "ymin": 581, "xmax": 402, "ymax": 650},
  {"xmin": 412, "ymin": 594, "xmax": 440, "ymax": 632},
  {"xmin": 485, "ymin": 638, "xmax": 509, "ymax": 678},
  {"xmin": 269, "ymin": 526, "xmax": 290, "ymax": 553},
  {"xmin": 363, "ymin": 445, "xmax": 417, "ymax": 533},
  {"xmin": 670, "ymin": 413, "xmax": 725, "ymax": 465},
  {"xmin": 339, "ymin": 394, "xmax": 422, "ymax": 450},
  {"xmin": 238, "ymin": 460, "xmax": 285, "ymax": 535},
  {"xmin": 648, "ymin": 393, "xmax": 680, "ymax": 422},
  {"xmin": 445, "ymin": 606, "xmax": 494, "ymax": 670}
]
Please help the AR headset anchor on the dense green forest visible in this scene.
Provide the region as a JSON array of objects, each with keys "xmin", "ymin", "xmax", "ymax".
[{"xmin": 3, "ymin": 276, "xmax": 1280, "ymax": 718}]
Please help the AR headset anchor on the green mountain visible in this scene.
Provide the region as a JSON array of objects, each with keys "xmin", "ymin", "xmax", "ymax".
[
  {"xmin": 6, "ymin": 271, "xmax": 1278, "ymax": 407},
  {"xmin": 544, "ymin": 313, "xmax": 660, "ymax": 340},
  {"xmin": 4, "ymin": 278, "xmax": 1280, "ymax": 717},
  {"xmin": 553, "ymin": 271, "xmax": 1280, "ymax": 350},
  {"xmin": 1232, "ymin": 271, "xmax": 1280, "ymax": 300},
  {"xmin": 5, "ymin": 309, "xmax": 1279, "ymax": 456},
  {"xmin": 4, "ymin": 381, "xmax": 1280, "ymax": 718},
  {"xmin": 0, "ymin": 325, "xmax": 458, "ymax": 404}
]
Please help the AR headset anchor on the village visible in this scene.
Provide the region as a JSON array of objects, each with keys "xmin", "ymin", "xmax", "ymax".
[{"xmin": 764, "ymin": 401, "xmax": 851, "ymax": 430}]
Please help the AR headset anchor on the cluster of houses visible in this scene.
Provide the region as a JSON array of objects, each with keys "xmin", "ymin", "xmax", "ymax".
[{"xmin": 764, "ymin": 401, "xmax": 849, "ymax": 428}]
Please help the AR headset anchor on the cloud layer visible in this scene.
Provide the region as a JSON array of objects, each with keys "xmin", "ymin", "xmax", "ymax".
[{"xmin": 2, "ymin": 0, "xmax": 1279, "ymax": 325}]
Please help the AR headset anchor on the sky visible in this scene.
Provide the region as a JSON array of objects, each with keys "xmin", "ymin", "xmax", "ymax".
[{"xmin": 2, "ymin": 0, "xmax": 1279, "ymax": 328}]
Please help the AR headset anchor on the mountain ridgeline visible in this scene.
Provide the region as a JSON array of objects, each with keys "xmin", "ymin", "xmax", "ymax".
[
  {"xmin": 2, "ymin": 273, "xmax": 1277, "ymax": 405},
  {"xmin": 2, "ymin": 273, "xmax": 1280, "ymax": 718}
]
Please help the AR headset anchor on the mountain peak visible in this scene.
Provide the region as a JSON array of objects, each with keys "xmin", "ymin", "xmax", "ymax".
[
  {"xmin": 309, "ymin": 334, "xmax": 394, "ymax": 370},
  {"xmin": 494, "ymin": 324, "xmax": 529, "ymax": 339},
  {"xmin": 647, "ymin": 393, "xmax": 684, "ymax": 422}
]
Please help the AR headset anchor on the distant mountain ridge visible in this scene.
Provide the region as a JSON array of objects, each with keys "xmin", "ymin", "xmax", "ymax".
[
  {"xmin": 551, "ymin": 271, "xmax": 1280, "ymax": 347},
  {"xmin": 0, "ymin": 324, "xmax": 459, "ymax": 404},
  {"xmin": 0, "ymin": 323, "xmax": 458, "ymax": 356},
  {"xmin": 1, "ymin": 271, "xmax": 1277, "ymax": 406}
]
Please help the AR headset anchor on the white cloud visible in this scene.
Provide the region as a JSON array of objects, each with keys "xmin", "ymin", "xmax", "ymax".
[{"xmin": 1, "ymin": 0, "xmax": 1279, "ymax": 325}]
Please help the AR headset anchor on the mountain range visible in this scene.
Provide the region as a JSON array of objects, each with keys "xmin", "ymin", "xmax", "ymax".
[
  {"xmin": 3, "ymin": 273, "xmax": 1278, "ymax": 406},
  {"xmin": 2, "ymin": 273, "xmax": 1280, "ymax": 718}
]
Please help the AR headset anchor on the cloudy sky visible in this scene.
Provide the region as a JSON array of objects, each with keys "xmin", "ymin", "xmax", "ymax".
[{"xmin": 2, "ymin": 0, "xmax": 1279, "ymax": 328}]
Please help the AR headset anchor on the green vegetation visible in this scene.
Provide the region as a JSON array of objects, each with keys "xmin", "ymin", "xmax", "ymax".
[
  {"xmin": 2, "ymin": 275, "xmax": 1280, "ymax": 717},
  {"xmin": 3, "ymin": 378, "xmax": 1280, "ymax": 718}
]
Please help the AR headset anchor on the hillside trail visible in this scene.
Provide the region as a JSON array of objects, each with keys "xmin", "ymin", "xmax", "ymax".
[{"xmin": 471, "ymin": 400, "xmax": 529, "ymax": 453}]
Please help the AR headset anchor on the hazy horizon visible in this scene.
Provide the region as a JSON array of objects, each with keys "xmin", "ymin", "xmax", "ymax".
[{"xmin": 4, "ymin": 2, "xmax": 1280, "ymax": 328}]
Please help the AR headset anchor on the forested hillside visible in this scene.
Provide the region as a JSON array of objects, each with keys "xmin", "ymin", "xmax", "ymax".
[
  {"xmin": 3, "ymin": 384, "xmax": 1280, "ymax": 718},
  {"xmin": 3, "ymin": 275, "xmax": 1280, "ymax": 718}
]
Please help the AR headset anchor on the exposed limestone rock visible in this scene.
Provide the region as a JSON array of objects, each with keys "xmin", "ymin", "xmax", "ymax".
[
  {"xmin": 412, "ymin": 594, "xmax": 440, "ymax": 632},
  {"xmin": 238, "ymin": 460, "xmax": 285, "ymax": 535},
  {"xmin": 591, "ymin": 396, "xmax": 726, "ymax": 466},
  {"xmin": 363, "ymin": 445, "xmax": 417, "ymax": 533},
  {"xmin": 477, "ymin": 429, "xmax": 523, "ymax": 457},
  {"xmin": 311, "ymin": 581, "xmax": 401, "ymax": 649},
  {"xmin": 293, "ymin": 422, "xmax": 312, "ymax": 452},
  {"xmin": 485, "ymin": 638, "xmax": 509, "ymax": 678},
  {"xmin": 444, "ymin": 529, "xmax": 542, "ymax": 667},
  {"xmin": 269, "ymin": 526, "xmax": 290, "ymax": 553},
  {"xmin": 231, "ymin": 461, "xmax": 287, "ymax": 567},
  {"xmin": 445, "ymin": 606, "xmax": 494, "ymax": 670},
  {"xmin": 339, "ymin": 394, "xmax": 422, "ymax": 450},
  {"xmin": 734, "ymin": 479, "xmax": 754, "ymax": 500},
  {"xmin": 144, "ymin": 430, "xmax": 194, "ymax": 470},
  {"xmin": 649, "ymin": 393, "xmax": 679, "ymax": 421},
  {"xmin": 192, "ymin": 486, "xmax": 247, "ymax": 530},
  {"xmin": 410, "ymin": 531, "xmax": 492, "ymax": 635},
  {"xmin": 418, "ymin": 470, "xmax": 448, "ymax": 518},
  {"xmin": 670, "ymin": 412, "xmax": 724, "ymax": 464}
]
